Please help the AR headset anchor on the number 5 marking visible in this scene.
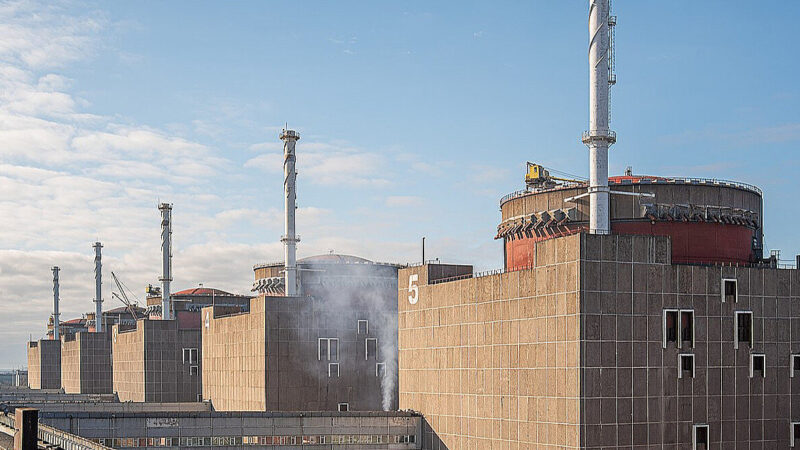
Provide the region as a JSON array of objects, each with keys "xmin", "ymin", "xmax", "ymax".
[{"xmin": 408, "ymin": 274, "xmax": 419, "ymax": 305}]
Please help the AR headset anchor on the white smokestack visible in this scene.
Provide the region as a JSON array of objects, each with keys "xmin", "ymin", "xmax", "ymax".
[
  {"xmin": 93, "ymin": 242, "xmax": 103, "ymax": 332},
  {"xmin": 280, "ymin": 129, "xmax": 300, "ymax": 297},
  {"xmin": 52, "ymin": 266, "xmax": 60, "ymax": 340},
  {"xmin": 159, "ymin": 203, "xmax": 173, "ymax": 320},
  {"xmin": 582, "ymin": 0, "xmax": 616, "ymax": 234}
]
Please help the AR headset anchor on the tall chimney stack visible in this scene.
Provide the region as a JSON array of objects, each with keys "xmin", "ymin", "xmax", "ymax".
[
  {"xmin": 582, "ymin": 0, "xmax": 616, "ymax": 234},
  {"xmin": 52, "ymin": 266, "xmax": 60, "ymax": 340},
  {"xmin": 159, "ymin": 203, "xmax": 173, "ymax": 320},
  {"xmin": 93, "ymin": 242, "xmax": 103, "ymax": 332},
  {"xmin": 280, "ymin": 129, "xmax": 300, "ymax": 297}
]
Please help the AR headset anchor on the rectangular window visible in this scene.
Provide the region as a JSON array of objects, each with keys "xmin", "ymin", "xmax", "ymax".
[
  {"xmin": 197, "ymin": 394, "xmax": 202, "ymax": 402},
  {"xmin": 182, "ymin": 348, "xmax": 198, "ymax": 364},
  {"xmin": 365, "ymin": 338, "xmax": 378, "ymax": 360},
  {"xmin": 328, "ymin": 363, "xmax": 339, "ymax": 378},
  {"xmin": 792, "ymin": 355, "xmax": 800, "ymax": 378},
  {"xmin": 663, "ymin": 310, "xmax": 678, "ymax": 348},
  {"xmin": 792, "ymin": 422, "xmax": 800, "ymax": 447},
  {"xmin": 318, "ymin": 338, "xmax": 339, "ymax": 361},
  {"xmin": 376, "ymin": 362, "xmax": 386, "ymax": 377},
  {"xmin": 722, "ymin": 278, "xmax": 737, "ymax": 303},
  {"xmin": 681, "ymin": 310, "xmax": 695, "ymax": 348},
  {"xmin": 679, "ymin": 354, "xmax": 695, "ymax": 379},
  {"xmin": 189, "ymin": 365, "xmax": 198, "ymax": 376},
  {"xmin": 338, "ymin": 402, "xmax": 349, "ymax": 412},
  {"xmin": 735, "ymin": 311, "xmax": 753, "ymax": 349},
  {"xmin": 358, "ymin": 320, "xmax": 368, "ymax": 334},
  {"xmin": 693, "ymin": 424, "xmax": 709, "ymax": 449},
  {"xmin": 750, "ymin": 354, "xmax": 766, "ymax": 378}
]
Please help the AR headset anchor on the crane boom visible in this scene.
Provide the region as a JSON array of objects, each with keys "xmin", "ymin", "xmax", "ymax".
[{"xmin": 111, "ymin": 271, "xmax": 140, "ymax": 321}]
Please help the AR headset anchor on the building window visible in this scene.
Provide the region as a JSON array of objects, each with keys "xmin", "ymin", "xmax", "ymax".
[
  {"xmin": 663, "ymin": 309, "xmax": 693, "ymax": 349},
  {"xmin": 693, "ymin": 424, "xmax": 709, "ymax": 449},
  {"xmin": 328, "ymin": 363, "xmax": 339, "ymax": 378},
  {"xmin": 365, "ymin": 338, "xmax": 378, "ymax": 360},
  {"xmin": 750, "ymin": 354, "xmax": 766, "ymax": 378},
  {"xmin": 735, "ymin": 311, "xmax": 753, "ymax": 349},
  {"xmin": 182, "ymin": 348, "xmax": 198, "ymax": 364},
  {"xmin": 189, "ymin": 365, "xmax": 198, "ymax": 376},
  {"xmin": 679, "ymin": 354, "xmax": 695, "ymax": 379},
  {"xmin": 722, "ymin": 278, "xmax": 737, "ymax": 303},
  {"xmin": 791, "ymin": 422, "xmax": 800, "ymax": 447},
  {"xmin": 358, "ymin": 320, "xmax": 368, "ymax": 334},
  {"xmin": 663, "ymin": 310, "xmax": 678, "ymax": 348},
  {"xmin": 376, "ymin": 362, "xmax": 386, "ymax": 377},
  {"xmin": 318, "ymin": 338, "xmax": 339, "ymax": 361},
  {"xmin": 196, "ymin": 394, "xmax": 202, "ymax": 402},
  {"xmin": 681, "ymin": 310, "xmax": 695, "ymax": 348},
  {"xmin": 337, "ymin": 403, "xmax": 349, "ymax": 412},
  {"xmin": 791, "ymin": 355, "xmax": 800, "ymax": 378}
]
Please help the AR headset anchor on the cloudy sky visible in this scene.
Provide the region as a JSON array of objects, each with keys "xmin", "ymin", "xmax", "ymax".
[{"xmin": 1, "ymin": 1, "xmax": 799, "ymax": 367}]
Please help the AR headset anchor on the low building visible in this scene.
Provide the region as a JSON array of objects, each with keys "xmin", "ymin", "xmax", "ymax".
[
  {"xmin": 145, "ymin": 287, "xmax": 250, "ymax": 326},
  {"xmin": 26, "ymin": 339, "xmax": 61, "ymax": 390},
  {"xmin": 202, "ymin": 254, "xmax": 399, "ymax": 412},
  {"xmin": 112, "ymin": 319, "xmax": 201, "ymax": 403},
  {"xmin": 61, "ymin": 332, "xmax": 112, "ymax": 394}
]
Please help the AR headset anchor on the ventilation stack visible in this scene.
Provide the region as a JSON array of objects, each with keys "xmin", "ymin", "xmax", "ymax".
[
  {"xmin": 159, "ymin": 203, "xmax": 173, "ymax": 320},
  {"xmin": 52, "ymin": 266, "xmax": 60, "ymax": 340},
  {"xmin": 93, "ymin": 242, "xmax": 103, "ymax": 332},
  {"xmin": 280, "ymin": 129, "xmax": 300, "ymax": 296},
  {"xmin": 581, "ymin": 0, "xmax": 616, "ymax": 234}
]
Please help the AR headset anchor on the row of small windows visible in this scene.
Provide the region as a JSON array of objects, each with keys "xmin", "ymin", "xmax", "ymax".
[
  {"xmin": 662, "ymin": 310, "xmax": 754, "ymax": 350},
  {"xmin": 326, "ymin": 362, "xmax": 386, "ymax": 378},
  {"xmin": 678, "ymin": 352, "xmax": 768, "ymax": 378},
  {"xmin": 94, "ymin": 434, "xmax": 416, "ymax": 447},
  {"xmin": 692, "ymin": 423, "xmax": 800, "ymax": 448},
  {"xmin": 318, "ymin": 338, "xmax": 379, "ymax": 361}
]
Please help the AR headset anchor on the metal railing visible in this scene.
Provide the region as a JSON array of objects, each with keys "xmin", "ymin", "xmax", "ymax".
[
  {"xmin": 0, "ymin": 412, "xmax": 112, "ymax": 450},
  {"xmin": 499, "ymin": 175, "xmax": 762, "ymax": 206}
]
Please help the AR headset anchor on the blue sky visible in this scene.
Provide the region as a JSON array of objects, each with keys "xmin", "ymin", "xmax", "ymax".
[{"xmin": 1, "ymin": 0, "xmax": 798, "ymax": 366}]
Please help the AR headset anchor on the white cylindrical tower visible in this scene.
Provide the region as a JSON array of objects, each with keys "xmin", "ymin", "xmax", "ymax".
[
  {"xmin": 93, "ymin": 242, "xmax": 103, "ymax": 332},
  {"xmin": 280, "ymin": 129, "xmax": 300, "ymax": 297},
  {"xmin": 159, "ymin": 203, "xmax": 173, "ymax": 320},
  {"xmin": 582, "ymin": 0, "xmax": 616, "ymax": 235},
  {"xmin": 52, "ymin": 266, "xmax": 60, "ymax": 340}
]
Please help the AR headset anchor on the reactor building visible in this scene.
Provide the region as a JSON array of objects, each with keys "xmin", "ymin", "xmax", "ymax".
[
  {"xmin": 201, "ymin": 129, "xmax": 401, "ymax": 412},
  {"xmin": 398, "ymin": 1, "xmax": 800, "ymax": 449}
]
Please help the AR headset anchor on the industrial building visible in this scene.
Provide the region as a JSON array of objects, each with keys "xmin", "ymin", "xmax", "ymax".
[
  {"xmin": 398, "ymin": 1, "xmax": 800, "ymax": 448},
  {"xmin": 202, "ymin": 129, "xmax": 400, "ymax": 412}
]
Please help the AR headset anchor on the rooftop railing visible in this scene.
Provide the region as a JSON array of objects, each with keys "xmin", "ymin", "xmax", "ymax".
[{"xmin": 500, "ymin": 176, "xmax": 762, "ymax": 206}]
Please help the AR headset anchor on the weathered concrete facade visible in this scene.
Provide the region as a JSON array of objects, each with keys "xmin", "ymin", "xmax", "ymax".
[
  {"xmin": 204, "ymin": 255, "xmax": 399, "ymax": 412},
  {"xmin": 61, "ymin": 332, "xmax": 112, "ymax": 394},
  {"xmin": 399, "ymin": 233, "xmax": 800, "ymax": 449},
  {"xmin": 26, "ymin": 339, "xmax": 61, "ymax": 390},
  {"xmin": 203, "ymin": 293, "xmax": 395, "ymax": 412},
  {"xmin": 112, "ymin": 319, "xmax": 201, "ymax": 403}
]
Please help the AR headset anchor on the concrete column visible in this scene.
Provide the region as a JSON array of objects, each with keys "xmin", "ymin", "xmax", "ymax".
[{"xmin": 13, "ymin": 408, "xmax": 37, "ymax": 450}]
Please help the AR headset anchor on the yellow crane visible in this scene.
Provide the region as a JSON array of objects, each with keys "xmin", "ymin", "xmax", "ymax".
[{"xmin": 525, "ymin": 162, "xmax": 585, "ymax": 188}]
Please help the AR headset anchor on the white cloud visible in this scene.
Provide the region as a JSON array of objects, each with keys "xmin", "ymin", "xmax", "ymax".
[
  {"xmin": 385, "ymin": 195, "xmax": 423, "ymax": 207},
  {"xmin": 245, "ymin": 140, "xmax": 392, "ymax": 187}
]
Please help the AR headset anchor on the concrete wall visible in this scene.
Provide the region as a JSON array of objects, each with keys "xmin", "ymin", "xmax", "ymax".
[
  {"xmin": 204, "ymin": 261, "xmax": 399, "ymax": 412},
  {"xmin": 26, "ymin": 340, "xmax": 60, "ymax": 390},
  {"xmin": 61, "ymin": 332, "xmax": 112, "ymax": 394},
  {"xmin": 579, "ymin": 233, "xmax": 800, "ymax": 448},
  {"xmin": 38, "ymin": 411, "xmax": 421, "ymax": 450},
  {"xmin": 202, "ymin": 298, "xmax": 266, "ymax": 411},
  {"xmin": 112, "ymin": 320, "xmax": 201, "ymax": 403},
  {"xmin": 398, "ymin": 235, "xmax": 582, "ymax": 449}
]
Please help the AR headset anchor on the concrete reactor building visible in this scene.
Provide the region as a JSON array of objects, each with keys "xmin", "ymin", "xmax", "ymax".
[
  {"xmin": 202, "ymin": 129, "xmax": 400, "ymax": 412},
  {"xmin": 398, "ymin": 1, "xmax": 800, "ymax": 449}
]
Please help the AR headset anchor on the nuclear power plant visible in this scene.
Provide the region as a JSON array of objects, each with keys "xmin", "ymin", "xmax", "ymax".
[{"xmin": 2, "ymin": 1, "xmax": 797, "ymax": 449}]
